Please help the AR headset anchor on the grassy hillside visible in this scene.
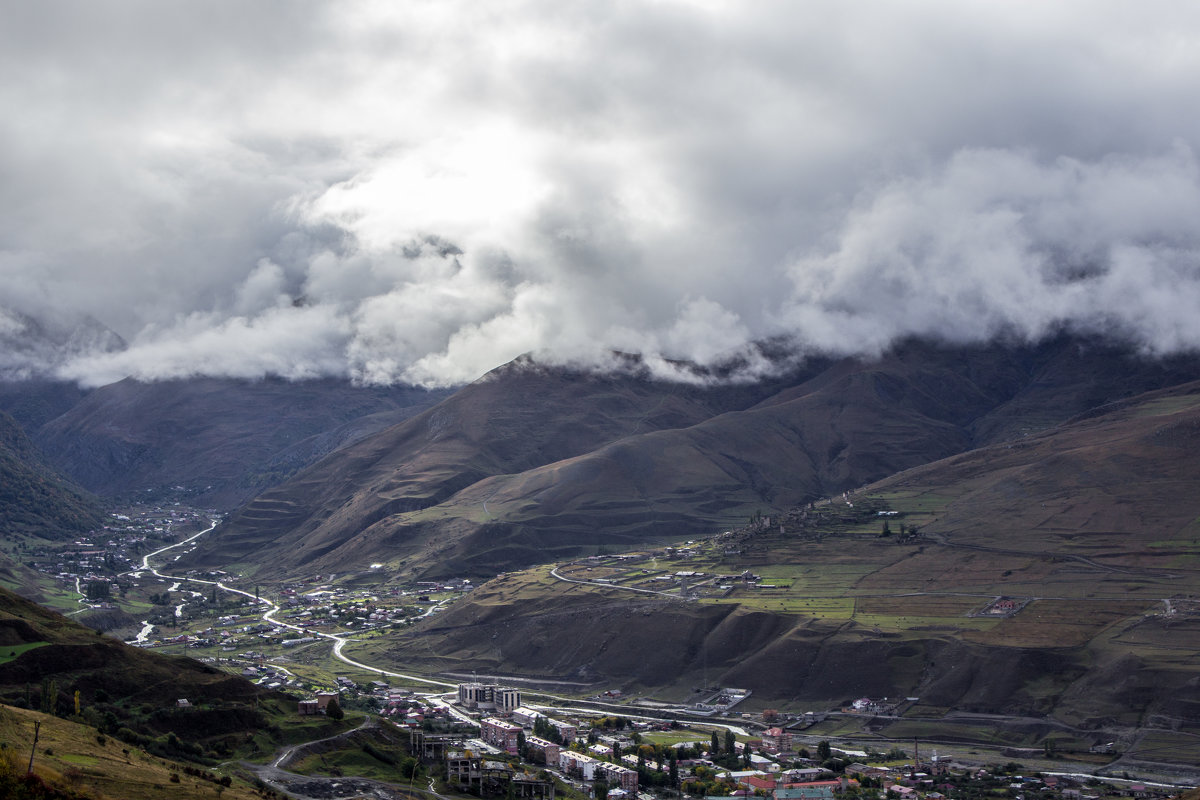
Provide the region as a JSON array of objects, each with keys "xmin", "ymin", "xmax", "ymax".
[
  {"xmin": 0, "ymin": 410, "xmax": 103, "ymax": 539},
  {"xmin": 187, "ymin": 337, "xmax": 1200, "ymax": 581},
  {"xmin": 33, "ymin": 376, "xmax": 452, "ymax": 508},
  {"xmin": 0, "ymin": 704, "xmax": 266, "ymax": 800},
  {"xmin": 0, "ymin": 585, "xmax": 298, "ymax": 765},
  {"xmin": 361, "ymin": 380, "xmax": 1200, "ymax": 767}
]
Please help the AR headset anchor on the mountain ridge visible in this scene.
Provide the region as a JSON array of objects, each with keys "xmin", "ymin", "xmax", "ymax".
[
  {"xmin": 15, "ymin": 376, "xmax": 453, "ymax": 509},
  {"xmin": 184, "ymin": 335, "xmax": 1200, "ymax": 580}
]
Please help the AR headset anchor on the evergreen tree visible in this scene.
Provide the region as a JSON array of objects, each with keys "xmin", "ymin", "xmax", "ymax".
[
  {"xmin": 40, "ymin": 678, "xmax": 58, "ymax": 715},
  {"xmin": 326, "ymin": 696, "xmax": 345, "ymax": 720}
]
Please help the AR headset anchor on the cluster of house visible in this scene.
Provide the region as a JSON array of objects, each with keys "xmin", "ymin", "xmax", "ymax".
[
  {"xmin": 240, "ymin": 662, "xmax": 301, "ymax": 691},
  {"xmin": 460, "ymin": 683, "xmax": 640, "ymax": 794},
  {"xmin": 34, "ymin": 504, "xmax": 213, "ymax": 595},
  {"xmin": 296, "ymin": 677, "xmax": 443, "ymax": 722},
  {"xmin": 476, "ymin": 716, "xmax": 639, "ymax": 795},
  {"xmin": 709, "ymin": 738, "xmax": 1175, "ymax": 800},
  {"xmin": 297, "ymin": 692, "xmax": 341, "ymax": 716}
]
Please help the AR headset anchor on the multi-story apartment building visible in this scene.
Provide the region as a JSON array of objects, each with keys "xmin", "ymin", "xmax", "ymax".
[
  {"xmin": 481, "ymin": 717, "xmax": 523, "ymax": 755},
  {"xmin": 558, "ymin": 750, "xmax": 637, "ymax": 791},
  {"xmin": 457, "ymin": 682, "xmax": 522, "ymax": 713},
  {"xmin": 524, "ymin": 735, "xmax": 560, "ymax": 765}
]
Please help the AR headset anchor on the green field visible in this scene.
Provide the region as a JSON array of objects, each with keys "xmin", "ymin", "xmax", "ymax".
[{"xmin": 0, "ymin": 640, "xmax": 49, "ymax": 664}]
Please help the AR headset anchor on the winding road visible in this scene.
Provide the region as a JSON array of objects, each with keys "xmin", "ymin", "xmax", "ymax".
[{"xmin": 130, "ymin": 519, "xmax": 458, "ymax": 692}]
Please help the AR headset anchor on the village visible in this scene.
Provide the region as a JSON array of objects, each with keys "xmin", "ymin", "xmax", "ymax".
[
  {"xmin": 2, "ymin": 501, "xmax": 473, "ymax": 660},
  {"xmin": 11, "ymin": 502, "xmax": 1195, "ymax": 799},
  {"xmin": 316, "ymin": 680, "xmax": 1177, "ymax": 800}
]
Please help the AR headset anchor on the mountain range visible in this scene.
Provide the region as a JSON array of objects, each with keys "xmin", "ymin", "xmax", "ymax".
[
  {"xmin": 176, "ymin": 336, "xmax": 1200, "ymax": 581},
  {"xmin": 5, "ymin": 332, "xmax": 1200, "ymax": 771}
]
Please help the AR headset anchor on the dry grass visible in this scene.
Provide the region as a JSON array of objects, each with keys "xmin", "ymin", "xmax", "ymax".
[{"xmin": 0, "ymin": 704, "xmax": 262, "ymax": 800}]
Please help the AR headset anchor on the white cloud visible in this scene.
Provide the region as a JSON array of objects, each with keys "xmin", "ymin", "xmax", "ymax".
[{"xmin": 4, "ymin": 2, "xmax": 1200, "ymax": 386}]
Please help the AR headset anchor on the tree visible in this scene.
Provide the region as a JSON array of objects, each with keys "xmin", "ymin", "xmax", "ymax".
[
  {"xmin": 84, "ymin": 581, "xmax": 110, "ymax": 601},
  {"xmin": 668, "ymin": 752, "xmax": 678, "ymax": 787},
  {"xmin": 326, "ymin": 697, "xmax": 345, "ymax": 720},
  {"xmin": 594, "ymin": 774, "xmax": 609, "ymax": 800},
  {"xmin": 724, "ymin": 729, "xmax": 736, "ymax": 757},
  {"xmin": 517, "ymin": 730, "xmax": 527, "ymax": 760},
  {"xmin": 711, "ymin": 731, "xmax": 720, "ymax": 756},
  {"xmin": 40, "ymin": 678, "xmax": 58, "ymax": 715},
  {"xmin": 817, "ymin": 740, "xmax": 832, "ymax": 762}
]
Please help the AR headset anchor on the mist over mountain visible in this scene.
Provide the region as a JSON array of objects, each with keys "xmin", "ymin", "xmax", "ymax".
[{"xmin": 0, "ymin": 307, "xmax": 124, "ymax": 383}]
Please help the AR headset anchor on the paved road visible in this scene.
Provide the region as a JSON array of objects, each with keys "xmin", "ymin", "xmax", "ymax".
[{"xmin": 549, "ymin": 566, "xmax": 685, "ymax": 599}]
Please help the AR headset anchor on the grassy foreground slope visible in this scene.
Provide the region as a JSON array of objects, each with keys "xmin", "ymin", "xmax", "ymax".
[
  {"xmin": 0, "ymin": 585, "xmax": 305, "ymax": 767},
  {"xmin": 368, "ymin": 380, "xmax": 1200, "ymax": 763},
  {"xmin": 0, "ymin": 704, "xmax": 266, "ymax": 800}
]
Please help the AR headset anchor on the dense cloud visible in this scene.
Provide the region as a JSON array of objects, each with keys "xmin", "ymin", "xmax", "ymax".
[{"xmin": 4, "ymin": 2, "xmax": 1200, "ymax": 386}]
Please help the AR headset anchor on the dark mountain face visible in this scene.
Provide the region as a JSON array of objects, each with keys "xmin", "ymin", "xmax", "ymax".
[
  {"xmin": 184, "ymin": 336, "xmax": 1200, "ymax": 581},
  {"xmin": 380, "ymin": 378, "xmax": 1200, "ymax": 731},
  {"xmin": 0, "ymin": 409, "xmax": 103, "ymax": 538},
  {"xmin": 24, "ymin": 376, "xmax": 453, "ymax": 509}
]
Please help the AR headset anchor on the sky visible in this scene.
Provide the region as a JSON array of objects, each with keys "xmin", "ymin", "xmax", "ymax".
[{"xmin": 4, "ymin": 1, "xmax": 1200, "ymax": 387}]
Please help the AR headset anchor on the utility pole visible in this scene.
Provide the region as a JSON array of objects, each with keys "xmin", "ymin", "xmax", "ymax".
[{"xmin": 27, "ymin": 720, "xmax": 40, "ymax": 774}]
